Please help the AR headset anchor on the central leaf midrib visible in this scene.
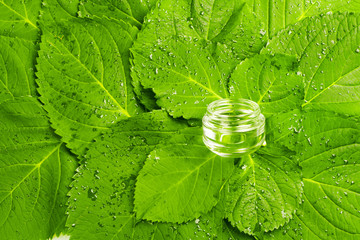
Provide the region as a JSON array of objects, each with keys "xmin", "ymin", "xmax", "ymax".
[
  {"xmin": 0, "ymin": 1, "xmax": 39, "ymax": 30},
  {"xmin": 301, "ymin": 16, "xmax": 359, "ymax": 107},
  {"xmin": 0, "ymin": 143, "xmax": 62, "ymax": 205},
  {"xmin": 303, "ymin": 64, "xmax": 360, "ymax": 107},
  {"xmin": 133, "ymin": 51, "xmax": 223, "ymax": 99}
]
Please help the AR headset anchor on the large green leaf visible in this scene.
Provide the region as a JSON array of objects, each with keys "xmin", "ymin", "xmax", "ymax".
[
  {"xmin": 265, "ymin": 12, "xmax": 360, "ymax": 116},
  {"xmin": 229, "ymin": 54, "xmax": 304, "ymax": 117},
  {"xmin": 131, "ymin": 0, "xmax": 267, "ymax": 119},
  {"xmin": 134, "ymin": 128, "xmax": 234, "ymax": 223},
  {"xmin": 0, "ymin": 97, "xmax": 77, "ymax": 239},
  {"xmin": 132, "ymin": 38, "xmax": 230, "ymax": 119},
  {"xmin": 66, "ymin": 111, "xmax": 188, "ymax": 239},
  {"xmin": 263, "ymin": 177, "xmax": 360, "ymax": 240},
  {"xmin": 0, "ymin": 36, "xmax": 38, "ymax": 103},
  {"xmin": 263, "ymin": 111, "xmax": 360, "ymax": 239},
  {"xmin": 245, "ymin": 0, "xmax": 360, "ymax": 38},
  {"xmin": 36, "ymin": 16, "xmax": 141, "ymax": 155},
  {"xmin": 0, "ymin": 0, "xmax": 41, "ymax": 41},
  {"xmin": 78, "ymin": 0, "xmax": 158, "ymax": 28},
  {"xmin": 225, "ymin": 148, "xmax": 302, "ymax": 235}
]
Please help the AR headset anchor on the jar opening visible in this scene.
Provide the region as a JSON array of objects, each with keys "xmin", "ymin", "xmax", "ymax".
[{"xmin": 207, "ymin": 99, "xmax": 260, "ymax": 120}]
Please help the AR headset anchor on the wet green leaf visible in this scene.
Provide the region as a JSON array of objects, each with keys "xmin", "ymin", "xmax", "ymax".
[
  {"xmin": 0, "ymin": 97, "xmax": 77, "ymax": 239},
  {"xmin": 135, "ymin": 128, "xmax": 234, "ymax": 222},
  {"xmin": 265, "ymin": 13, "xmax": 360, "ymax": 116},
  {"xmin": 36, "ymin": 16, "xmax": 141, "ymax": 155},
  {"xmin": 229, "ymin": 54, "xmax": 304, "ymax": 117}
]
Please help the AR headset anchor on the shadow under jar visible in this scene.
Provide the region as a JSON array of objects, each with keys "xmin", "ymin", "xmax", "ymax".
[{"xmin": 202, "ymin": 99, "xmax": 265, "ymax": 158}]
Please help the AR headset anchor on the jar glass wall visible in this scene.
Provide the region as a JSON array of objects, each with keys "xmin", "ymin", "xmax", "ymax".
[{"xmin": 202, "ymin": 99, "xmax": 265, "ymax": 157}]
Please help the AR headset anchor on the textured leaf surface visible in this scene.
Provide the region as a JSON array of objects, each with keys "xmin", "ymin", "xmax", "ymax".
[
  {"xmin": 191, "ymin": 0, "xmax": 266, "ymax": 58},
  {"xmin": 265, "ymin": 12, "xmax": 360, "ymax": 116},
  {"xmin": 229, "ymin": 54, "xmax": 304, "ymax": 117},
  {"xmin": 40, "ymin": 0, "xmax": 80, "ymax": 26},
  {"xmin": 0, "ymin": 36, "xmax": 38, "ymax": 103},
  {"xmin": 176, "ymin": 189, "xmax": 254, "ymax": 240},
  {"xmin": 78, "ymin": 0, "xmax": 157, "ymax": 28},
  {"xmin": 263, "ymin": 111, "xmax": 360, "ymax": 239},
  {"xmin": 135, "ymin": 128, "xmax": 234, "ymax": 223},
  {"xmin": 265, "ymin": 109, "xmax": 303, "ymax": 152},
  {"xmin": 36, "ymin": 16, "xmax": 141, "ymax": 155},
  {"xmin": 0, "ymin": 0, "xmax": 41, "ymax": 40},
  {"xmin": 225, "ymin": 148, "xmax": 302, "ymax": 235},
  {"xmin": 66, "ymin": 111, "xmax": 188, "ymax": 239},
  {"xmin": 0, "ymin": 97, "xmax": 77, "ymax": 239},
  {"xmin": 246, "ymin": 0, "xmax": 360, "ymax": 38}
]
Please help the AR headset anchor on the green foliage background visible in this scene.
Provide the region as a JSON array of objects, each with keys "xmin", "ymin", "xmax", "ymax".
[{"xmin": 0, "ymin": 0, "xmax": 359, "ymax": 239}]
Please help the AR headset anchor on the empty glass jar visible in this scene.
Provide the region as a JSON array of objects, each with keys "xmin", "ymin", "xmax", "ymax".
[{"xmin": 202, "ymin": 99, "xmax": 265, "ymax": 157}]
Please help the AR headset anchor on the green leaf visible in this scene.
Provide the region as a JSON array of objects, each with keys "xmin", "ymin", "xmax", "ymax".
[
  {"xmin": 264, "ymin": 177, "xmax": 360, "ymax": 240},
  {"xmin": 209, "ymin": 2, "xmax": 266, "ymax": 60},
  {"xmin": 66, "ymin": 111, "xmax": 188, "ymax": 239},
  {"xmin": 229, "ymin": 54, "xmax": 304, "ymax": 117},
  {"xmin": 36, "ymin": 16, "xmax": 142, "ymax": 155},
  {"xmin": 225, "ymin": 149, "xmax": 302, "ymax": 235},
  {"xmin": 0, "ymin": 36, "xmax": 38, "ymax": 103},
  {"xmin": 131, "ymin": 0, "xmax": 267, "ymax": 119},
  {"xmin": 0, "ymin": 97, "xmax": 77, "ymax": 239},
  {"xmin": 78, "ymin": 0, "xmax": 158, "ymax": 28},
  {"xmin": 177, "ymin": 189, "xmax": 254, "ymax": 240},
  {"xmin": 191, "ymin": 0, "xmax": 266, "ymax": 57},
  {"xmin": 296, "ymin": 111, "xmax": 360, "ymax": 166},
  {"xmin": 132, "ymin": 38, "xmax": 231, "ymax": 119},
  {"xmin": 134, "ymin": 128, "xmax": 234, "ymax": 223},
  {"xmin": 0, "ymin": 0, "xmax": 41, "ymax": 41},
  {"xmin": 265, "ymin": 12, "xmax": 360, "ymax": 116},
  {"xmin": 263, "ymin": 111, "xmax": 360, "ymax": 239},
  {"xmin": 245, "ymin": 0, "xmax": 360, "ymax": 38}
]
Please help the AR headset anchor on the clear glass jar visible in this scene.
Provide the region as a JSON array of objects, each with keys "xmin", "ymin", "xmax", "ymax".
[{"xmin": 202, "ymin": 99, "xmax": 265, "ymax": 157}]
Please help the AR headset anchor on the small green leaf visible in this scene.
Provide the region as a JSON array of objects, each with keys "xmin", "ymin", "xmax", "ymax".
[{"xmin": 135, "ymin": 128, "xmax": 234, "ymax": 223}]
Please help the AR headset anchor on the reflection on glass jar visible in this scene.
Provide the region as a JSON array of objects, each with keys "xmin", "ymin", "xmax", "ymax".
[{"xmin": 202, "ymin": 99, "xmax": 265, "ymax": 158}]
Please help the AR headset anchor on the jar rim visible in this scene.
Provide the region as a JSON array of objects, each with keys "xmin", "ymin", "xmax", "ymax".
[{"xmin": 206, "ymin": 98, "xmax": 260, "ymax": 119}]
